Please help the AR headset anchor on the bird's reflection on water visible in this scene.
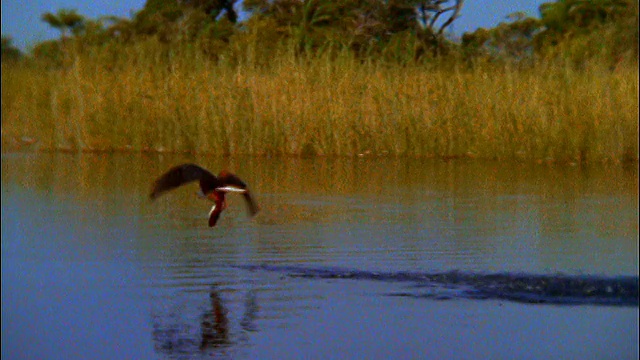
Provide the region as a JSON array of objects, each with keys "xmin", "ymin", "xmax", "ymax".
[
  {"xmin": 152, "ymin": 284, "xmax": 258, "ymax": 357},
  {"xmin": 199, "ymin": 288, "xmax": 229, "ymax": 350}
]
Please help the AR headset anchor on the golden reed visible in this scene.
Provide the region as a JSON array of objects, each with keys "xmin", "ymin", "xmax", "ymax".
[{"xmin": 2, "ymin": 44, "xmax": 637, "ymax": 163}]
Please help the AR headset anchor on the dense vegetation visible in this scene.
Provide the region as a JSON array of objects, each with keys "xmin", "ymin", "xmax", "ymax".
[{"xmin": 2, "ymin": 0, "xmax": 638, "ymax": 163}]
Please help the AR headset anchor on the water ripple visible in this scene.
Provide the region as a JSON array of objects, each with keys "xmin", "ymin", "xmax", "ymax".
[{"xmin": 235, "ymin": 264, "xmax": 639, "ymax": 307}]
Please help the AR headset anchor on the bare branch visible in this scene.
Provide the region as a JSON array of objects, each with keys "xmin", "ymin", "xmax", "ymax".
[{"xmin": 437, "ymin": 0, "xmax": 464, "ymax": 35}]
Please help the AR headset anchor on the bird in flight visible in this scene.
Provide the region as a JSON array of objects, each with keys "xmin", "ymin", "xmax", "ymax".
[{"xmin": 150, "ymin": 163, "xmax": 259, "ymax": 227}]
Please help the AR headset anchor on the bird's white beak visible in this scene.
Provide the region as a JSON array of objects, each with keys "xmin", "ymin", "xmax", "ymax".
[{"xmin": 216, "ymin": 186, "xmax": 247, "ymax": 193}]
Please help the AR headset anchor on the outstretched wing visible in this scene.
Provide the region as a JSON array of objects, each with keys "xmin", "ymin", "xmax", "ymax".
[
  {"xmin": 218, "ymin": 171, "xmax": 260, "ymax": 217},
  {"xmin": 217, "ymin": 171, "xmax": 248, "ymax": 189},
  {"xmin": 242, "ymin": 191, "xmax": 260, "ymax": 217},
  {"xmin": 150, "ymin": 163, "xmax": 217, "ymax": 200}
]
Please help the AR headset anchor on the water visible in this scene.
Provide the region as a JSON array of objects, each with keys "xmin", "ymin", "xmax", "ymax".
[{"xmin": 2, "ymin": 153, "xmax": 638, "ymax": 359}]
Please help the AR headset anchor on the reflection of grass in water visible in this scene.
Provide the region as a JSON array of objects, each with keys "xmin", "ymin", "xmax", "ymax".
[{"xmin": 2, "ymin": 49, "xmax": 638, "ymax": 163}]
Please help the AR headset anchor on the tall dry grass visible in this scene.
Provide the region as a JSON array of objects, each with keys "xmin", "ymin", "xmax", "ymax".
[{"xmin": 2, "ymin": 43, "xmax": 638, "ymax": 163}]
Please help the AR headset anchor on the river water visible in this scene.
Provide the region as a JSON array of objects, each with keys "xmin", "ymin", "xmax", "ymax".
[{"xmin": 2, "ymin": 153, "xmax": 638, "ymax": 359}]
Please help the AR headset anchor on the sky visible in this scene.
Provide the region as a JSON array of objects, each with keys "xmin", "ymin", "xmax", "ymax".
[{"xmin": 1, "ymin": 0, "xmax": 547, "ymax": 52}]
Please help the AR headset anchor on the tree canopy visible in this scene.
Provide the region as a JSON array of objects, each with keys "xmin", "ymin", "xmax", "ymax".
[
  {"xmin": 6, "ymin": 0, "xmax": 637, "ymax": 66},
  {"xmin": 1, "ymin": 36, "xmax": 23, "ymax": 62}
]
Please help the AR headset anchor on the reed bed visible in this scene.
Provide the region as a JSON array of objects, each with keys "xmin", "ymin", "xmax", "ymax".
[{"xmin": 2, "ymin": 46, "xmax": 638, "ymax": 163}]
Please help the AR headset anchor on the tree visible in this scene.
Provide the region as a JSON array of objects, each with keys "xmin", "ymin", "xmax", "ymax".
[
  {"xmin": 41, "ymin": 9, "xmax": 86, "ymax": 39},
  {"xmin": 240, "ymin": 0, "xmax": 465, "ymax": 58},
  {"xmin": 535, "ymin": 0, "xmax": 637, "ymax": 64},
  {"xmin": 485, "ymin": 12, "xmax": 540, "ymax": 62},
  {"xmin": 1, "ymin": 36, "xmax": 23, "ymax": 62},
  {"xmin": 416, "ymin": 0, "xmax": 465, "ymax": 36},
  {"xmin": 184, "ymin": 0, "xmax": 238, "ymax": 23},
  {"xmin": 129, "ymin": 0, "xmax": 239, "ymax": 45}
]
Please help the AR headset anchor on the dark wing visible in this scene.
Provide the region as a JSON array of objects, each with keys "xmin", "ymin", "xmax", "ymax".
[
  {"xmin": 242, "ymin": 191, "xmax": 260, "ymax": 217},
  {"xmin": 218, "ymin": 171, "xmax": 260, "ymax": 216},
  {"xmin": 217, "ymin": 171, "xmax": 248, "ymax": 189},
  {"xmin": 150, "ymin": 163, "xmax": 217, "ymax": 200}
]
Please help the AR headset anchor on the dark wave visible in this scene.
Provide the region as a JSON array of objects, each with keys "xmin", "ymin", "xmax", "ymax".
[{"xmin": 236, "ymin": 264, "xmax": 639, "ymax": 307}]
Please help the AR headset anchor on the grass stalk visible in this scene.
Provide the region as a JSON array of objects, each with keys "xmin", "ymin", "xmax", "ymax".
[{"xmin": 2, "ymin": 44, "xmax": 637, "ymax": 163}]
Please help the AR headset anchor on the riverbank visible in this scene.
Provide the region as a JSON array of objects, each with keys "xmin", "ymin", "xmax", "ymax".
[{"xmin": 2, "ymin": 54, "xmax": 638, "ymax": 163}]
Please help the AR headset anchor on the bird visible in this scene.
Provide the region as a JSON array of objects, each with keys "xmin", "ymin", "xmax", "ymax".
[{"xmin": 150, "ymin": 163, "xmax": 259, "ymax": 227}]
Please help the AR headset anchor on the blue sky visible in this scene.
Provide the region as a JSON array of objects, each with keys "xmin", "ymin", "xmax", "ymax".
[{"xmin": 2, "ymin": 0, "xmax": 546, "ymax": 51}]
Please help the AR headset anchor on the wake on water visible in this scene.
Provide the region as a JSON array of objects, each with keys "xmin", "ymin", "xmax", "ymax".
[{"xmin": 236, "ymin": 264, "xmax": 639, "ymax": 307}]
